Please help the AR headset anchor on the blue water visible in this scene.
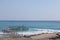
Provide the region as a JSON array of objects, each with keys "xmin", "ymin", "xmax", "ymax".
[{"xmin": 0, "ymin": 21, "xmax": 60, "ymax": 32}]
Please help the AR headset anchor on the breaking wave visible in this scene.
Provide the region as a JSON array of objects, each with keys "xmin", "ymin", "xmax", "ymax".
[
  {"xmin": 0, "ymin": 28, "xmax": 60, "ymax": 36},
  {"xmin": 17, "ymin": 28, "xmax": 60, "ymax": 36}
]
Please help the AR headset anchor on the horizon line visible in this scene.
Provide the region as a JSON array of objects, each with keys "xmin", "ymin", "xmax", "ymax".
[{"xmin": 0, "ymin": 20, "xmax": 60, "ymax": 21}]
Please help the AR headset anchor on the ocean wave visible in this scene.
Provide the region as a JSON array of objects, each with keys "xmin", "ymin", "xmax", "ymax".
[
  {"xmin": 0, "ymin": 28, "xmax": 60, "ymax": 36},
  {"xmin": 17, "ymin": 28, "xmax": 60, "ymax": 36}
]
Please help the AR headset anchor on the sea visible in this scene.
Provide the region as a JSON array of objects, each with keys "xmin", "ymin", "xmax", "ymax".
[{"xmin": 0, "ymin": 21, "xmax": 60, "ymax": 36}]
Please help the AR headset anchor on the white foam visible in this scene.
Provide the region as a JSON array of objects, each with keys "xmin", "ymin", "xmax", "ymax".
[
  {"xmin": 17, "ymin": 29, "xmax": 60, "ymax": 36},
  {"xmin": 0, "ymin": 28, "xmax": 60, "ymax": 36}
]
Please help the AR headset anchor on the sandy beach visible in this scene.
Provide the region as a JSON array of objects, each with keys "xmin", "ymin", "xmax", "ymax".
[
  {"xmin": 31, "ymin": 33, "xmax": 58, "ymax": 39},
  {"xmin": 0, "ymin": 33, "xmax": 60, "ymax": 40},
  {"xmin": 0, "ymin": 38, "xmax": 49, "ymax": 40}
]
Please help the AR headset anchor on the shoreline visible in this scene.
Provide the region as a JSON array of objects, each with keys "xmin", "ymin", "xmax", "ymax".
[
  {"xmin": 0, "ymin": 28, "xmax": 60, "ymax": 37},
  {"xmin": 0, "ymin": 32, "xmax": 60, "ymax": 40},
  {"xmin": 0, "ymin": 32, "xmax": 59, "ymax": 37}
]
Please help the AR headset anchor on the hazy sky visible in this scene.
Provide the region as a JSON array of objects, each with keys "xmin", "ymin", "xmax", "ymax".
[{"xmin": 0, "ymin": 0, "xmax": 60, "ymax": 20}]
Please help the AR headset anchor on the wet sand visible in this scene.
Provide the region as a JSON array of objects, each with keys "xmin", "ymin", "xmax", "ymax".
[
  {"xmin": 0, "ymin": 33, "xmax": 60, "ymax": 40},
  {"xmin": 0, "ymin": 38, "xmax": 49, "ymax": 40},
  {"xmin": 31, "ymin": 33, "xmax": 58, "ymax": 40}
]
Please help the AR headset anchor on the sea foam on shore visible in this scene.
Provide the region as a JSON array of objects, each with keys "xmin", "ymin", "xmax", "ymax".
[
  {"xmin": 17, "ymin": 28, "xmax": 60, "ymax": 36},
  {"xmin": 0, "ymin": 28, "xmax": 60, "ymax": 37}
]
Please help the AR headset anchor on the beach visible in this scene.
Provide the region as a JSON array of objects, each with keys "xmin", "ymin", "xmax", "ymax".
[
  {"xmin": 0, "ymin": 21, "xmax": 60, "ymax": 40},
  {"xmin": 0, "ymin": 33, "xmax": 60, "ymax": 40},
  {"xmin": 0, "ymin": 37, "xmax": 48, "ymax": 40}
]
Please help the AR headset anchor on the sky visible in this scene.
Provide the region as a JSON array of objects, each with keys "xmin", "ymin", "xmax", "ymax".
[{"xmin": 0, "ymin": 0, "xmax": 60, "ymax": 20}]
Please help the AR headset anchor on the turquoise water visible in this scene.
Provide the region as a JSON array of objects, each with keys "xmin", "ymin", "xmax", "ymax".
[{"xmin": 0, "ymin": 21, "xmax": 60, "ymax": 32}]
